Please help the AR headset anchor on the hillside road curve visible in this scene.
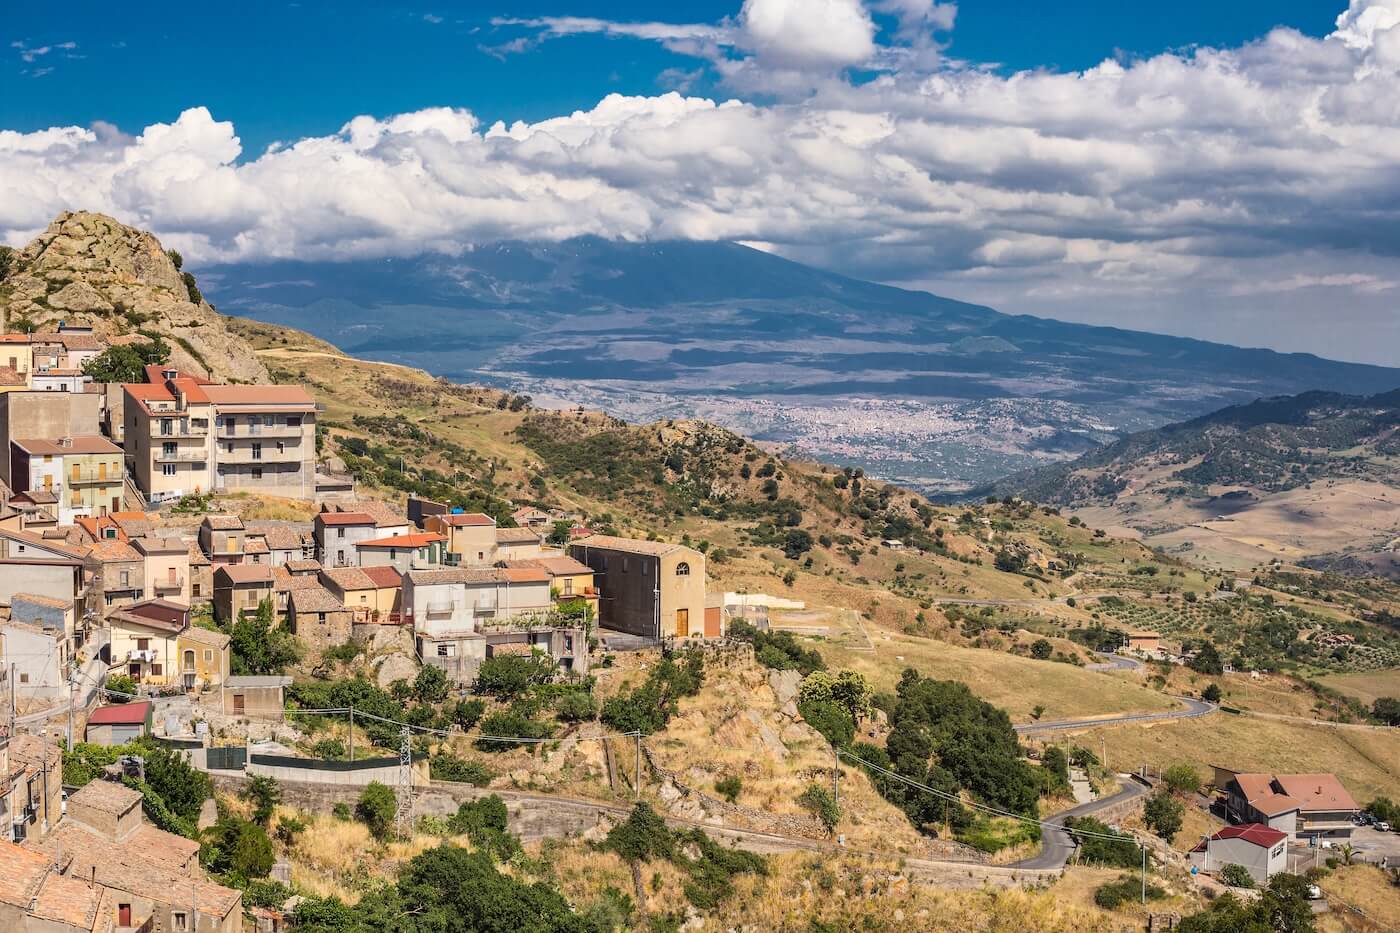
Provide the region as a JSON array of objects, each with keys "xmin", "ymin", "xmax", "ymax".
[{"xmin": 1013, "ymin": 778, "xmax": 1150, "ymax": 870}]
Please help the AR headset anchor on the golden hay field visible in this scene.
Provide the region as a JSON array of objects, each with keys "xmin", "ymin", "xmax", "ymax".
[{"xmin": 1316, "ymin": 668, "xmax": 1400, "ymax": 707}]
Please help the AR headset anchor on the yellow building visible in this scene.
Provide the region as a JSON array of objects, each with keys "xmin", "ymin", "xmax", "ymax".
[
  {"xmin": 107, "ymin": 599, "xmax": 189, "ymax": 686},
  {"xmin": 0, "ymin": 334, "xmax": 34, "ymax": 392},
  {"xmin": 9, "ymin": 435, "xmax": 124, "ymax": 524},
  {"xmin": 177, "ymin": 624, "xmax": 231, "ymax": 692}
]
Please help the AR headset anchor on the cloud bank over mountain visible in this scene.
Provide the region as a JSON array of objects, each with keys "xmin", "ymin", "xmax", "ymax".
[{"xmin": 4, "ymin": 0, "xmax": 1400, "ymax": 362}]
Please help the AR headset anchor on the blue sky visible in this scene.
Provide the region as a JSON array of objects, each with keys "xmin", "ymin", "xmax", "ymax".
[
  {"xmin": 6, "ymin": 0, "xmax": 1400, "ymax": 365},
  {"xmin": 4, "ymin": 0, "xmax": 1339, "ymax": 156}
]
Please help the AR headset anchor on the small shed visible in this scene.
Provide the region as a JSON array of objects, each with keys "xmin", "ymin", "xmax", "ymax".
[
  {"xmin": 1189, "ymin": 823, "xmax": 1289, "ymax": 884},
  {"xmin": 84, "ymin": 700, "xmax": 153, "ymax": 746},
  {"xmin": 223, "ymin": 675, "xmax": 293, "ymax": 718}
]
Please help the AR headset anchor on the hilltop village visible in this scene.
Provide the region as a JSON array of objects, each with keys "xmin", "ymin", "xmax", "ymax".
[{"xmin": 0, "ymin": 312, "xmax": 1395, "ymax": 932}]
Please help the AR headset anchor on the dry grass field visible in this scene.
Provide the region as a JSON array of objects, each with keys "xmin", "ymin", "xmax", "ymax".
[
  {"xmin": 1093, "ymin": 714, "xmax": 1400, "ymax": 803},
  {"xmin": 1317, "ymin": 864, "xmax": 1400, "ymax": 931},
  {"xmin": 1317, "ymin": 669, "xmax": 1400, "ymax": 707},
  {"xmin": 812, "ymin": 620, "xmax": 1180, "ymax": 724}
]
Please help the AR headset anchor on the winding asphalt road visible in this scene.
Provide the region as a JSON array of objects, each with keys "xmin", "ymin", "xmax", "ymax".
[
  {"xmin": 1015, "ymin": 696, "xmax": 1216, "ymax": 735},
  {"xmin": 1085, "ymin": 652, "xmax": 1145, "ymax": 673},
  {"xmin": 1013, "ymin": 778, "xmax": 1151, "ymax": 869}
]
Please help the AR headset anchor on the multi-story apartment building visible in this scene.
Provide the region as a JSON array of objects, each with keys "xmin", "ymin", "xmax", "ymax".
[
  {"xmin": 9, "ymin": 436, "xmax": 123, "ymax": 524},
  {"xmin": 124, "ymin": 368, "xmax": 317, "ymax": 504}
]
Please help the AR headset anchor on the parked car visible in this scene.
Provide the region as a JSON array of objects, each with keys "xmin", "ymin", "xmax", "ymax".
[
  {"xmin": 1307, "ymin": 884, "xmax": 1323, "ymax": 900},
  {"xmin": 1379, "ymin": 821, "xmax": 1393, "ymax": 833}
]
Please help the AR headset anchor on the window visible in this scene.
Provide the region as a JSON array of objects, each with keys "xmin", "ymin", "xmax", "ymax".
[
  {"xmin": 163, "ymin": 442, "xmax": 177, "ymax": 457},
  {"xmin": 251, "ymin": 442, "xmax": 262, "ymax": 460},
  {"xmin": 163, "ymin": 464, "xmax": 177, "ymax": 477},
  {"xmin": 437, "ymin": 643, "xmax": 449, "ymax": 656},
  {"xmin": 173, "ymin": 911, "xmax": 188, "ymax": 931},
  {"xmin": 192, "ymin": 584, "xmax": 201, "ymax": 597},
  {"xmin": 675, "ymin": 562, "xmax": 691, "ymax": 576},
  {"xmin": 288, "ymin": 416, "xmax": 302, "ymax": 427},
  {"xmin": 337, "ymin": 527, "xmax": 346, "ymax": 539},
  {"xmin": 204, "ymin": 649, "xmax": 213, "ymax": 661},
  {"xmin": 151, "ymin": 663, "xmax": 162, "ymax": 676},
  {"xmin": 19, "ymin": 673, "xmax": 28, "ymax": 684},
  {"xmin": 621, "ymin": 558, "xmax": 630, "ymax": 573},
  {"xmin": 277, "ymin": 441, "xmax": 285, "ymax": 454},
  {"xmin": 562, "ymin": 578, "xmax": 573, "ymax": 596},
  {"xmin": 251, "ymin": 467, "xmax": 262, "ymax": 480},
  {"xmin": 137, "ymin": 638, "xmax": 149, "ymax": 650}
]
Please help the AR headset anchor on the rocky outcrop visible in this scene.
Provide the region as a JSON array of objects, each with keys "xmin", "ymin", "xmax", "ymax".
[{"xmin": 0, "ymin": 211, "xmax": 267, "ymax": 382}]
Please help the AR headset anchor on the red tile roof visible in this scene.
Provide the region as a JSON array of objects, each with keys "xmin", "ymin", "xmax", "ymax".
[
  {"xmin": 360, "ymin": 565, "xmax": 402, "ymax": 589},
  {"xmin": 357, "ymin": 532, "xmax": 444, "ymax": 548},
  {"xmin": 316, "ymin": 512, "xmax": 375, "ymax": 526},
  {"xmin": 87, "ymin": 701, "xmax": 152, "ymax": 726},
  {"xmin": 437, "ymin": 512, "xmax": 495, "ymax": 527},
  {"xmin": 1191, "ymin": 823, "xmax": 1288, "ymax": 851}
]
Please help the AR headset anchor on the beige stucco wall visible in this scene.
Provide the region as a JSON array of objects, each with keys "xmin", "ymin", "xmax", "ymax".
[
  {"xmin": 109, "ymin": 621, "xmax": 179, "ymax": 685},
  {"xmin": 141, "ymin": 547, "xmax": 192, "ymax": 604},
  {"xmin": 660, "ymin": 548, "xmax": 707, "ymax": 638}
]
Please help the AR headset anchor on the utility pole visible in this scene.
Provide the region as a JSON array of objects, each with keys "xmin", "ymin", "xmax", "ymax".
[
  {"xmin": 1140, "ymin": 844, "xmax": 1147, "ymax": 904},
  {"xmin": 348, "ymin": 706, "xmax": 354, "ymax": 762},
  {"xmin": 395, "ymin": 726, "xmax": 413, "ymax": 839},
  {"xmin": 634, "ymin": 732, "xmax": 642, "ymax": 802}
]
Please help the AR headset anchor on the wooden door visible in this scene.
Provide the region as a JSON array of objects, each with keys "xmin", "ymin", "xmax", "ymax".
[
  {"xmin": 676, "ymin": 608, "xmax": 689, "ymax": 637},
  {"xmin": 233, "ymin": 693, "xmax": 245, "ymax": 714}
]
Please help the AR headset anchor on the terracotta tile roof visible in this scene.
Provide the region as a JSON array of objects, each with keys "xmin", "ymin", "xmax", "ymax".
[
  {"xmin": 360, "ymin": 565, "xmax": 402, "ymax": 589},
  {"xmin": 180, "ymin": 625, "xmax": 230, "ymax": 648},
  {"xmin": 31, "ymin": 868, "xmax": 104, "ymax": 929},
  {"xmin": 316, "ymin": 511, "xmax": 374, "ymax": 526},
  {"xmin": 202, "ymin": 514, "xmax": 244, "ymax": 531},
  {"xmin": 570, "ymin": 534, "xmax": 693, "ymax": 558},
  {"xmin": 357, "ymin": 531, "xmax": 444, "ymax": 548},
  {"xmin": 187, "ymin": 542, "xmax": 210, "ymax": 565},
  {"xmin": 436, "ymin": 512, "xmax": 495, "ymax": 527},
  {"xmin": 290, "ymin": 584, "xmax": 347, "ymax": 613},
  {"xmin": 501, "ymin": 566, "xmax": 550, "ymax": 584},
  {"xmin": 32, "ymin": 823, "xmax": 241, "ymax": 917},
  {"xmin": 0, "ymin": 841, "xmax": 51, "ymax": 909},
  {"xmin": 286, "ymin": 558, "xmax": 322, "ymax": 572},
  {"xmin": 273, "ymin": 566, "xmax": 323, "ymax": 592},
  {"xmin": 91, "ymin": 538, "xmax": 142, "ymax": 562},
  {"xmin": 12, "ymin": 592, "xmax": 72, "ymax": 610},
  {"xmin": 405, "ymin": 566, "xmax": 547, "ymax": 585},
  {"xmin": 121, "ymin": 823, "xmax": 202, "ymax": 869},
  {"xmin": 8, "ymin": 734, "xmax": 62, "ymax": 775},
  {"xmin": 130, "ymin": 535, "xmax": 186, "ymax": 555},
  {"xmin": 202, "ymin": 384, "xmax": 315, "ymax": 407},
  {"xmin": 34, "ymin": 331, "xmax": 102, "ymax": 351},
  {"xmin": 244, "ymin": 538, "xmax": 270, "ymax": 554},
  {"xmin": 1273, "ymin": 774, "xmax": 1360, "ymax": 812},
  {"xmin": 12, "ymin": 435, "xmax": 121, "ymax": 456},
  {"xmin": 0, "ymin": 525, "xmax": 88, "ymax": 559},
  {"xmin": 321, "ymin": 566, "xmax": 375, "ymax": 591},
  {"xmin": 1248, "ymin": 792, "xmax": 1302, "ymax": 817},
  {"xmin": 69, "ymin": 779, "xmax": 143, "ymax": 815},
  {"xmin": 246, "ymin": 522, "xmax": 312, "ymax": 550},
  {"xmin": 495, "ymin": 527, "xmax": 541, "ymax": 545},
  {"xmin": 215, "ymin": 564, "xmax": 274, "ymax": 585},
  {"xmin": 507, "ymin": 556, "xmax": 594, "ymax": 577}
]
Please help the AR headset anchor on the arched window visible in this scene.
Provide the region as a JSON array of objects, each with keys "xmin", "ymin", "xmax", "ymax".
[{"xmin": 675, "ymin": 562, "xmax": 690, "ymax": 576}]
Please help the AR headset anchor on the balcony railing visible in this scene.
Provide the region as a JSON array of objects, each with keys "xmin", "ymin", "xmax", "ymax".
[
  {"xmin": 69, "ymin": 472, "xmax": 121, "ymax": 486},
  {"xmin": 219, "ymin": 424, "xmax": 304, "ymax": 439},
  {"xmin": 156, "ymin": 424, "xmax": 208, "ymax": 438},
  {"xmin": 155, "ymin": 450, "xmax": 208, "ymax": 463},
  {"xmin": 152, "ymin": 576, "xmax": 186, "ymax": 591}
]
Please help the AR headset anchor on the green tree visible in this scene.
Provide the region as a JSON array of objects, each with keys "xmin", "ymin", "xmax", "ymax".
[
  {"xmin": 1202, "ymin": 682, "xmax": 1223, "ymax": 703},
  {"xmin": 1372, "ymin": 696, "xmax": 1400, "ymax": 725},
  {"xmin": 81, "ymin": 338, "xmax": 171, "ymax": 384},
  {"xmin": 715, "ymin": 775, "xmax": 742, "ymax": 803},
  {"xmin": 548, "ymin": 520, "xmax": 572, "ymax": 546},
  {"xmin": 242, "ymin": 775, "xmax": 281, "ymax": 826},
  {"xmin": 606, "ymin": 803, "xmax": 674, "ymax": 863},
  {"xmin": 1065, "ymin": 816, "xmax": 1139, "ymax": 868},
  {"xmin": 554, "ymin": 690, "xmax": 597, "ymax": 722},
  {"xmin": 105, "ymin": 673, "xmax": 137, "ymax": 699},
  {"xmin": 1144, "ymin": 792, "xmax": 1185, "ymax": 842},
  {"xmin": 356, "ymin": 781, "xmax": 398, "ymax": 840},
  {"xmin": 1189, "ymin": 642, "xmax": 1225, "ymax": 675},
  {"xmin": 230, "ymin": 598, "xmax": 303, "ymax": 675},
  {"xmin": 414, "ymin": 664, "xmax": 449, "ymax": 703},
  {"xmin": 472, "ymin": 653, "xmax": 556, "ymax": 699},
  {"xmin": 1030, "ymin": 638, "xmax": 1053, "ymax": 660},
  {"xmin": 1041, "ymin": 746, "xmax": 1070, "ymax": 793},
  {"xmin": 203, "ymin": 816, "xmax": 275, "ymax": 881}
]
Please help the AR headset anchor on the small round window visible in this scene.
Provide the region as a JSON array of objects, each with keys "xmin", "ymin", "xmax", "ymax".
[{"xmin": 675, "ymin": 562, "xmax": 690, "ymax": 576}]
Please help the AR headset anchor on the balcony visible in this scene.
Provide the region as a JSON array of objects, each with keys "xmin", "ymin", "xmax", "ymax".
[
  {"xmin": 69, "ymin": 472, "xmax": 121, "ymax": 486},
  {"xmin": 219, "ymin": 423, "xmax": 305, "ymax": 439},
  {"xmin": 152, "ymin": 576, "xmax": 186, "ymax": 592},
  {"xmin": 155, "ymin": 450, "xmax": 208, "ymax": 463},
  {"xmin": 128, "ymin": 648, "xmax": 156, "ymax": 664},
  {"xmin": 218, "ymin": 446, "xmax": 306, "ymax": 464},
  {"xmin": 155, "ymin": 422, "xmax": 209, "ymax": 438}
]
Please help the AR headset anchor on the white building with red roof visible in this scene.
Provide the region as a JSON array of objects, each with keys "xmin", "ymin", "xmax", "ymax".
[{"xmin": 1189, "ymin": 823, "xmax": 1289, "ymax": 884}]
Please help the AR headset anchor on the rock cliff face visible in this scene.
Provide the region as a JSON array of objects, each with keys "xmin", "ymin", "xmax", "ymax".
[{"xmin": 0, "ymin": 211, "xmax": 267, "ymax": 382}]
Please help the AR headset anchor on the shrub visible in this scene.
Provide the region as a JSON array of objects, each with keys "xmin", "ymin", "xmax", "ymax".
[
  {"xmin": 451, "ymin": 698, "xmax": 486, "ymax": 730},
  {"xmin": 356, "ymin": 781, "xmax": 398, "ymax": 839},
  {"xmin": 729, "ymin": 621, "xmax": 824, "ymax": 675},
  {"xmin": 607, "ymin": 803, "xmax": 675, "ymax": 862},
  {"xmin": 203, "ymin": 817, "xmax": 275, "ymax": 881},
  {"xmin": 797, "ymin": 698, "xmax": 855, "ymax": 748},
  {"xmin": 429, "ymin": 753, "xmax": 494, "ymax": 785},
  {"xmin": 1064, "ymin": 816, "xmax": 1139, "ymax": 868},
  {"xmin": 600, "ymin": 649, "xmax": 704, "ymax": 735},
  {"xmin": 1219, "ymin": 863, "xmax": 1255, "ymax": 888},
  {"xmin": 1202, "ymin": 682, "xmax": 1223, "ymax": 703},
  {"xmin": 105, "ymin": 674, "xmax": 137, "ymax": 699},
  {"xmin": 715, "ymin": 775, "xmax": 742, "ymax": 804},
  {"xmin": 798, "ymin": 784, "xmax": 840, "ymax": 834},
  {"xmin": 1095, "ymin": 874, "xmax": 1165, "ymax": 909},
  {"xmin": 448, "ymin": 795, "xmax": 519, "ymax": 861},
  {"xmin": 1162, "ymin": 763, "xmax": 1201, "ymax": 796},
  {"xmin": 332, "ymin": 802, "xmax": 352, "ymax": 821},
  {"xmin": 414, "ymin": 664, "xmax": 449, "ymax": 703},
  {"xmin": 554, "ymin": 690, "xmax": 598, "ymax": 722},
  {"xmin": 475, "ymin": 709, "xmax": 552, "ymax": 752},
  {"xmin": 1031, "ymin": 638, "xmax": 1053, "ymax": 660}
]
